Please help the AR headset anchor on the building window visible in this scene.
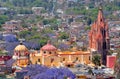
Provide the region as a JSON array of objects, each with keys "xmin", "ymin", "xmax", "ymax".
[
  {"xmin": 76, "ymin": 57, "xmax": 78, "ymax": 61},
  {"xmin": 38, "ymin": 59, "xmax": 40, "ymax": 62},
  {"xmin": 44, "ymin": 51, "xmax": 46, "ymax": 54},
  {"xmin": 49, "ymin": 52, "xmax": 52, "ymax": 54},
  {"xmin": 63, "ymin": 58, "xmax": 65, "ymax": 61},
  {"xmin": 89, "ymin": 56, "xmax": 91, "ymax": 60},
  {"xmin": 51, "ymin": 58, "xmax": 54, "ymax": 63}
]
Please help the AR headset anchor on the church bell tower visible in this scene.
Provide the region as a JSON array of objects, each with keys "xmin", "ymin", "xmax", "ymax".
[{"xmin": 89, "ymin": 6, "xmax": 110, "ymax": 65}]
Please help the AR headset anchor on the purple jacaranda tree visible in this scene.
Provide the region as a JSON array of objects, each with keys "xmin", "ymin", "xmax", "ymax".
[
  {"xmin": 34, "ymin": 73, "xmax": 51, "ymax": 79},
  {"xmin": 0, "ymin": 34, "xmax": 3, "ymax": 40},
  {"xmin": 5, "ymin": 42, "xmax": 19, "ymax": 55},
  {"xmin": 22, "ymin": 65, "xmax": 76, "ymax": 79},
  {"xmin": 5, "ymin": 41, "xmax": 40, "ymax": 55},
  {"xmin": 6, "ymin": 59, "xmax": 15, "ymax": 67},
  {"xmin": 58, "ymin": 43, "xmax": 70, "ymax": 50},
  {"xmin": 3, "ymin": 34, "xmax": 18, "ymax": 42},
  {"xmin": 31, "ymin": 42, "xmax": 40, "ymax": 50},
  {"xmin": 22, "ymin": 64, "xmax": 48, "ymax": 79},
  {"xmin": 23, "ymin": 41, "xmax": 33, "ymax": 49},
  {"xmin": 23, "ymin": 41, "xmax": 40, "ymax": 50},
  {"xmin": 34, "ymin": 67, "xmax": 76, "ymax": 79}
]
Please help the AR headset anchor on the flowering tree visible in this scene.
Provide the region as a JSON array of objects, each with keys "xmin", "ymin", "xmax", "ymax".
[
  {"xmin": 23, "ymin": 41, "xmax": 40, "ymax": 50},
  {"xmin": 58, "ymin": 43, "xmax": 70, "ymax": 51},
  {"xmin": 0, "ymin": 34, "xmax": 3, "ymax": 40},
  {"xmin": 3, "ymin": 34, "xmax": 18, "ymax": 42},
  {"xmin": 22, "ymin": 65, "xmax": 76, "ymax": 79},
  {"xmin": 22, "ymin": 64, "xmax": 48, "ymax": 79},
  {"xmin": 34, "ymin": 67, "xmax": 75, "ymax": 79},
  {"xmin": 5, "ymin": 42, "xmax": 19, "ymax": 55}
]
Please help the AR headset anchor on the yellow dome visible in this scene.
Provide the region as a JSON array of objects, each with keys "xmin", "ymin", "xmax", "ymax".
[{"xmin": 14, "ymin": 44, "xmax": 28, "ymax": 52}]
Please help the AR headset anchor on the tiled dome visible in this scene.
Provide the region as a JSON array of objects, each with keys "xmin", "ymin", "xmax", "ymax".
[{"xmin": 41, "ymin": 41, "xmax": 57, "ymax": 51}]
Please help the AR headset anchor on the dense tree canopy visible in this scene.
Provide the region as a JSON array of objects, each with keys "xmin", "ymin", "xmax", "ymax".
[
  {"xmin": 58, "ymin": 32, "xmax": 69, "ymax": 40},
  {"xmin": 0, "ymin": 15, "xmax": 8, "ymax": 26},
  {"xmin": 92, "ymin": 54, "xmax": 101, "ymax": 66},
  {"xmin": 3, "ymin": 34, "xmax": 18, "ymax": 42},
  {"xmin": 22, "ymin": 64, "xmax": 75, "ymax": 79}
]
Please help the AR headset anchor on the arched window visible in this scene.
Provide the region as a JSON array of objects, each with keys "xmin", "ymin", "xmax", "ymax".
[
  {"xmin": 38, "ymin": 59, "xmax": 40, "ymax": 62},
  {"xmin": 51, "ymin": 58, "xmax": 54, "ymax": 63},
  {"xmin": 43, "ymin": 51, "xmax": 46, "ymax": 54},
  {"xmin": 89, "ymin": 56, "xmax": 91, "ymax": 60},
  {"xmin": 101, "ymin": 29, "xmax": 106, "ymax": 37},
  {"xmin": 63, "ymin": 58, "xmax": 65, "ymax": 61},
  {"xmin": 76, "ymin": 57, "xmax": 78, "ymax": 61},
  {"xmin": 49, "ymin": 52, "xmax": 52, "ymax": 54}
]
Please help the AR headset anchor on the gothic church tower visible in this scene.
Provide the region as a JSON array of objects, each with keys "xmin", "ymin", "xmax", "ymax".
[{"xmin": 89, "ymin": 7, "xmax": 110, "ymax": 65}]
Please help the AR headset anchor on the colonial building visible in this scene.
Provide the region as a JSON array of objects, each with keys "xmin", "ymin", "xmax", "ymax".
[
  {"xmin": 12, "ymin": 43, "xmax": 29, "ymax": 67},
  {"xmin": 30, "ymin": 41, "xmax": 90, "ymax": 67},
  {"xmin": 89, "ymin": 7, "xmax": 110, "ymax": 65},
  {"xmin": 12, "ymin": 40, "xmax": 90, "ymax": 68}
]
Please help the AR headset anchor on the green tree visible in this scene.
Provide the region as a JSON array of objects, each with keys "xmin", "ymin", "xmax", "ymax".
[
  {"xmin": 92, "ymin": 54, "xmax": 101, "ymax": 66},
  {"xmin": 85, "ymin": 26, "xmax": 91, "ymax": 31},
  {"xmin": 19, "ymin": 30, "xmax": 31, "ymax": 38},
  {"xmin": 87, "ymin": 18, "xmax": 91, "ymax": 25},
  {"xmin": 41, "ymin": 27, "xmax": 53, "ymax": 34},
  {"xmin": 18, "ymin": 8, "xmax": 33, "ymax": 14},
  {"xmin": 0, "ymin": 50, "xmax": 8, "ymax": 55},
  {"xmin": 58, "ymin": 32, "xmax": 69, "ymax": 40},
  {"xmin": 0, "ymin": 15, "xmax": 8, "ymax": 26},
  {"xmin": 39, "ymin": 37, "xmax": 49, "ymax": 47},
  {"xmin": 30, "ymin": 35, "xmax": 40, "ymax": 39},
  {"xmin": 43, "ymin": 19, "xmax": 49, "ymax": 25}
]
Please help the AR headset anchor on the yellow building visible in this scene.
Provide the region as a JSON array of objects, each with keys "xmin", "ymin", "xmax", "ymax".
[
  {"xmin": 12, "ymin": 43, "xmax": 29, "ymax": 67},
  {"xmin": 12, "ymin": 41, "xmax": 91, "ymax": 67},
  {"xmin": 30, "ymin": 42, "xmax": 91, "ymax": 67},
  {"xmin": 30, "ymin": 41, "xmax": 59, "ymax": 67}
]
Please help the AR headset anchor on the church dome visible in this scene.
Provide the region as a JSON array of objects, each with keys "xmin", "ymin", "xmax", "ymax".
[
  {"xmin": 14, "ymin": 43, "xmax": 28, "ymax": 52},
  {"xmin": 41, "ymin": 41, "xmax": 57, "ymax": 51}
]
